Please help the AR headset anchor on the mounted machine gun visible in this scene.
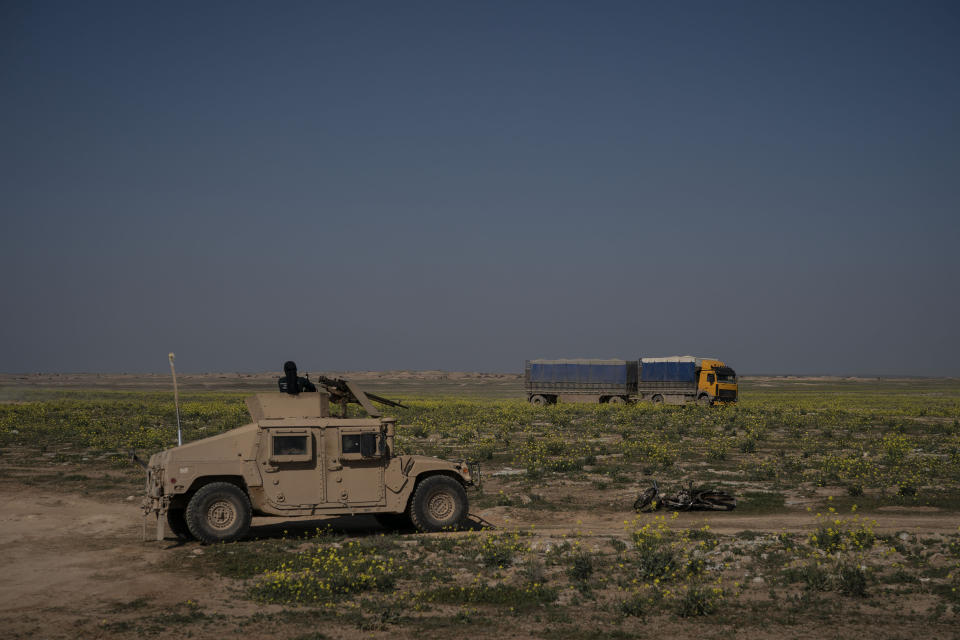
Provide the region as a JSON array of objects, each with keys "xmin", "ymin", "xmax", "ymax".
[{"xmin": 313, "ymin": 375, "xmax": 407, "ymax": 417}]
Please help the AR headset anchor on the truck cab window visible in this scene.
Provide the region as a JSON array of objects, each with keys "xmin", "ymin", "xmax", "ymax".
[{"xmin": 707, "ymin": 374, "xmax": 715, "ymax": 384}]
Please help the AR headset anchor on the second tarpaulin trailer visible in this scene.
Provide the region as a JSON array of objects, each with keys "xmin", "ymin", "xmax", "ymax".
[
  {"xmin": 635, "ymin": 356, "xmax": 700, "ymax": 403},
  {"xmin": 524, "ymin": 359, "xmax": 637, "ymax": 404}
]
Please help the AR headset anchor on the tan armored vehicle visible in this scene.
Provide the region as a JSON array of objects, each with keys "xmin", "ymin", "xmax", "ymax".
[{"xmin": 141, "ymin": 378, "xmax": 473, "ymax": 543}]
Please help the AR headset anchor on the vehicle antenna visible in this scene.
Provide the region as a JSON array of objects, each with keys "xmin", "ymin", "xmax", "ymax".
[{"xmin": 168, "ymin": 352, "xmax": 182, "ymax": 446}]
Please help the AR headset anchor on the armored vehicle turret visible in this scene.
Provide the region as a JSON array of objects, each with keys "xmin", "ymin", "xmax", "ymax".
[{"xmin": 142, "ymin": 380, "xmax": 473, "ymax": 543}]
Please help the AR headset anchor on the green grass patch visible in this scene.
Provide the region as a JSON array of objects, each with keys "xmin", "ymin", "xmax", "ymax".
[
  {"xmin": 423, "ymin": 582, "xmax": 558, "ymax": 609},
  {"xmin": 735, "ymin": 491, "xmax": 787, "ymax": 514}
]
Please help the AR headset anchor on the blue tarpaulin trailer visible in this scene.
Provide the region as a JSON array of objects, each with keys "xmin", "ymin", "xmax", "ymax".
[
  {"xmin": 525, "ymin": 359, "xmax": 637, "ymax": 404},
  {"xmin": 524, "ymin": 355, "xmax": 731, "ymax": 405},
  {"xmin": 639, "ymin": 358, "xmax": 697, "ymax": 383},
  {"xmin": 528, "ymin": 361, "xmax": 629, "ymax": 385}
]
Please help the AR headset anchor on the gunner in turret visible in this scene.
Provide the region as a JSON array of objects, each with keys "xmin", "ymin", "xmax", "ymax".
[{"xmin": 277, "ymin": 360, "xmax": 317, "ymax": 394}]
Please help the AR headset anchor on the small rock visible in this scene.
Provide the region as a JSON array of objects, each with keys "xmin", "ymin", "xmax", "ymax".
[
  {"xmin": 518, "ymin": 494, "xmax": 533, "ymax": 505},
  {"xmin": 192, "ymin": 548, "xmax": 204, "ymax": 555},
  {"xmin": 898, "ymin": 532, "xmax": 911, "ymax": 541},
  {"xmin": 752, "ymin": 576, "xmax": 765, "ymax": 584},
  {"xmin": 491, "ymin": 467, "xmax": 525, "ymax": 477}
]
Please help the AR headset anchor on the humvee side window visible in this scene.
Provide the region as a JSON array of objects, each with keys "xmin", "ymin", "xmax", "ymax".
[
  {"xmin": 360, "ymin": 433, "xmax": 377, "ymax": 457},
  {"xmin": 274, "ymin": 435, "xmax": 308, "ymax": 456},
  {"xmin": 268, "ymin": 429, "xmax": 313, "ymax": 463},
  {"xmin": 341, "ymin": 433, "xmax": 380, "ymax": 458},
  {"xmin": 342, "ymin": 434, "xmax": 362, "ymax": 454}
]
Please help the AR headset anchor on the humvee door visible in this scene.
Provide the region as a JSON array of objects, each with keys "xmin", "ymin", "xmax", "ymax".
[
  {"xmin": 325, "ymin": 424, "xmax": 387, "ymax": 506},
  {"xmin": 257, "ymin": 421, "xmax": 326, "ymax": 509}
]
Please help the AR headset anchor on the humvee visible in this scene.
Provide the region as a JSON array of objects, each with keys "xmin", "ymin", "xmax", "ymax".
[{"xmin": 141, "ymin": 380, "xmax": 473, "ymax": 543}]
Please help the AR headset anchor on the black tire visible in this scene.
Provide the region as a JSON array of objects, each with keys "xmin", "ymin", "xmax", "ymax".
[
  {"xmin": 697, "ymin": 394, "xmax": 713, "ymax": 407},
  {"xmin": 375, "ymin": 512, "xmax": 414, "ymax": 531},
  {"xmin": 409, "ymin": 475, "xmax": 468, "ymax": 532},
  {"xmin": 652, "ymin": 395, "xmax": 664, "ymax": 405},
  {"xmin": 661, "ymin": 497, "xmax": 690, "ymax": 511},
  {"xmin": 167, "ymin": 508, "xmax": 194, "ymax": 540},
  {"xmin": 607, "ymin": 396, "xmax": 626, "ymax": 405},
  {"xmin": 697, "ymin": 491, "xmax": 736, "ymax": 511},
  {"xmin": 530, "ymin": 395, "xmax": 548, "ymax": 406},
  {"xmin": 185, "ymin": 482, "xmax": 252, "ymax": 544},
  {"xmin": 633, "ymin": 486, "xmax": 659, "ymax": 512}
]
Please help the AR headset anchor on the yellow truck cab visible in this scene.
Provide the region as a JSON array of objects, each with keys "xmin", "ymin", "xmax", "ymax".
[{"xmin": 696, "ymin": 359, "xmax": 739, "ymax": 405}]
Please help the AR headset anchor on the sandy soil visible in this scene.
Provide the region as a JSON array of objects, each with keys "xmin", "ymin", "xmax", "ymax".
[{"xmin": 1, "ymin": 474, "xmax": 957, "ymax": 639}]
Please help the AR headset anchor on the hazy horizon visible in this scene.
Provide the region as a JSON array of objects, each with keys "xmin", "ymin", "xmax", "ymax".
[
  {"xmin": 3, "ymin": 1, "xmax": 958, "ymax": 377},
  {"xmin": 5, "ymin": 368, "xmax": 956, "ymax": 379}
]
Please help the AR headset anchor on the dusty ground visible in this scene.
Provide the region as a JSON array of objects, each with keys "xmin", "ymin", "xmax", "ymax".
[
  {"xmin": 2, "ymin": 372, "xmax": 959, "ymax": 638},
  {"xmin": 2, "ymin": 471, "xmax": 958, "ymax": 639}
]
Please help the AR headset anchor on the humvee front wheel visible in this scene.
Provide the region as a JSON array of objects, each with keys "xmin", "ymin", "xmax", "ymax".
[
  {"xmin": 409, "ymin": 475, "xmax": 468, "ymax": 532},
  {"xmin": 185, "ymin": 482, "xmax": 252, "ymax": 544}
]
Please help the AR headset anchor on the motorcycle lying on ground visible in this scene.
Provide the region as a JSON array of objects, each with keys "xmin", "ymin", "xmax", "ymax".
[{"xmin": 633, "ymin": 479, "xmax": 736, "ymax": 512}]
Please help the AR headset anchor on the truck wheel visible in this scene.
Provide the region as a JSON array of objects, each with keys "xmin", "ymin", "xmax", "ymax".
[
  {"xmin": 652, "ymin": 395, "xmax": 664, "ymax": 405},
  {"xmin": 185, "ymin": 482, "xmax": 252, "ymax": 544},
  {"xmin": 409, "ymin": 475, "xmax": 468, "ymax": 532},
  {"xmin": 530, "ymin": 395, "xmax": 548, "ymax": 406},
  {"xmin": 698, "ymin": 394, "xmax": 713, "ymax": 407},
  {"xmin": 375, "ymin": 512, "xmax": 413, "ymax": 532},
  {"xmin": 607, "ymin": 396, "xmax": 625, "ymax": 404},
  {"xmin": 167, "ymin": 508, "xmax": 194, "ymax": 540}
]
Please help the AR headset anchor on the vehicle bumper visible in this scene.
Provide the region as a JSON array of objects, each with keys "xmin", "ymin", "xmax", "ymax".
[{"xmin": 715, "ymin": 388, "xmax": 738, "ymax": 403}]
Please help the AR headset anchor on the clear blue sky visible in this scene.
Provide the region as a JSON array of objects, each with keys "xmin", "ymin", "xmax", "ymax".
[{"xmin": 2, "ymin": 1, "xmax": 958, "ymax": 375}]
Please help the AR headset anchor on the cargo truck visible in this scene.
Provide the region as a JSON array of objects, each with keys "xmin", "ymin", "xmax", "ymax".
[{"xmin": 524, "ymin": 356, "xmax": 737, "ymax": 406}]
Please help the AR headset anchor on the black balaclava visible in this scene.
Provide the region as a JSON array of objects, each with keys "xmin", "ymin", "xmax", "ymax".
[{"xmin": 283, "ymin": 361, "xmax": 299, "ymax": 395}]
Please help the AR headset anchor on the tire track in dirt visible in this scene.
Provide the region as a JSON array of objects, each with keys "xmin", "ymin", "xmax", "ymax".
[{"xmin": 473, "ymin": 505, "xmax": 960, "ymax": 537}]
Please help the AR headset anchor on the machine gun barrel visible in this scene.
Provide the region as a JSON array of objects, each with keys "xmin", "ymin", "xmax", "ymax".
[
  {"xmin": 364, "ymin": 391, "xmax": 407, "ymax": 409},
  {"xmin": 314, "ymin": 375, "xmax": 406, "ymax": 411}
]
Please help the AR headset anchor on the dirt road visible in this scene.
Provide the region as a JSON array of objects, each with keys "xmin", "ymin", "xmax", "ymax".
[{"xmin": 2, "ymin": 478, "xmax": 957, "ymax": 639}]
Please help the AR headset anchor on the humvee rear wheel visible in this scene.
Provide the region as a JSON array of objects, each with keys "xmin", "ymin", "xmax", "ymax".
[
  {"xmin": 409, "ymin": 475, "xmax": 468, "ymax": 532},
  {"xmin": 530, "ymin": 395, "xmax": 548, "ymax": 406},
  {"xmin": 167, "ymin": 508, "xmax": 194, "ymax": 540},
  {"xmin": 185, "ymin": 482, "xmax": 252, "ymax": 544}
]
